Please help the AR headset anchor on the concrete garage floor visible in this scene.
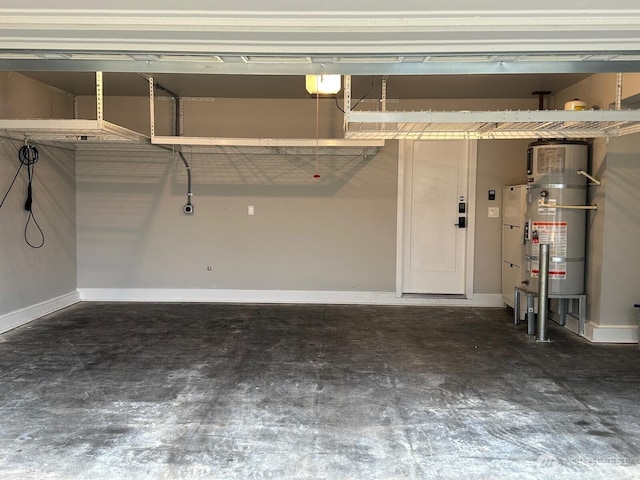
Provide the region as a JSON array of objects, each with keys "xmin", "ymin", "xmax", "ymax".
[{"xmin": 0, "ymin": 303, "xmax": 639, "ymax": 480}]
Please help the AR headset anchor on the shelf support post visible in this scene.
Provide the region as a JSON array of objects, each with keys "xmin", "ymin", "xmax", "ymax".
[
  {"xmin": 95, "ymin": 71, "xmax": 103, "ymax": 126},
  {"xmin": 148, "ymin": 76, "xmax": 156, "ymax": 141}
]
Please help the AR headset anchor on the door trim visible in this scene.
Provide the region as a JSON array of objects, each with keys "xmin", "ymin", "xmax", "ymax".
[{"xmin": 395, "ymin": 139, "xmax": 478, "ymax": 298}]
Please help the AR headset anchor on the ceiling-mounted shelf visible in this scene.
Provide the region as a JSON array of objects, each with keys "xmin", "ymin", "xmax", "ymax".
[
  {"xmin": 147, "ymin": 76, "xmax": 384, "ymax": 148},
  {"xmin": 151, "ymin": 136, "xmax": 383, "ymax": 148},
  {"xmin": 0, "ymin": 72, "xmax": 149, "ymax": 144},
  {"xmin": 0, "ymin": 119, "xmax": 149, "ymax": 143},
  {"xmin": 7, "ymin": 71, "xmax": 640, "ymax": 145},
  {"xmin": 342, "ymin": 74, "xmax": 640, "ymax": 140},
  {"xmin": 344, "ymin": 109, "xmax": 640, "ymax": 140}
]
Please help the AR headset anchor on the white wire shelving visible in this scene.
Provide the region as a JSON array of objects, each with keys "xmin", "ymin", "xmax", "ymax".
[
  {"xmin": 2, "ymin": 72, "xmax": 640, "ymax": 145},
  {"xmin": 342, "ymin": 75, "xmax": 640, "ymax": 140},
  {"xmin": 0, "ymin": 72, "xmax": 149, "ymax": 144}
]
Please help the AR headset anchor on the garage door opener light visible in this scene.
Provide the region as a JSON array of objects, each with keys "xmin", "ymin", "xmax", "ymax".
[{"xmin": 305, "ymin": 75, "xmax": 341, "ymax": 95}]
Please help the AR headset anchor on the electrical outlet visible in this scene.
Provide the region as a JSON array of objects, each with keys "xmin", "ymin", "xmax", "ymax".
[
  {"xmin": 248, "ymin": 205, "xmax": 255, "ymax": 216},
  {"xmin": 488, "ymin": 207, "xmax": 500, "ymax": 218}
]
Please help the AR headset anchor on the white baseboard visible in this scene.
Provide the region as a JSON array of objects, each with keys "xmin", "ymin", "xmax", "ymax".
[
  {"xmin": 0, "ymin": 291, "xmax": 81, "ymax": 335},
  {"xmin": 547, "ymin": 311, "xmax": 638, "ymax": 344},
  {"xmin": 78, "ymin": 288, "xmax": 503, "ymax": 307},
  {"xmin": 583, "ymin": 322, "xmax": 639, "ymax": 344}
]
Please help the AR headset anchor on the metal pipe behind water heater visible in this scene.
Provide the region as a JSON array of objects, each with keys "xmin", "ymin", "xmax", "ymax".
[{"xmin": 537, "ymin": 244, "xmax": 551, "ymax": 342}]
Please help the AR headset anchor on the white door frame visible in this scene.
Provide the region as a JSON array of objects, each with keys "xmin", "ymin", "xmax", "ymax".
[{"xmin": 395, "ymin": 139, "xmax": 478, "ymax": 298}]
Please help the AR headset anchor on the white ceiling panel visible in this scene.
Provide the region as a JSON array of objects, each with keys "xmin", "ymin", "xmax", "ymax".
[{"xmin": 1, "ymin": 3, "xmax": 640, "ymax": 75}]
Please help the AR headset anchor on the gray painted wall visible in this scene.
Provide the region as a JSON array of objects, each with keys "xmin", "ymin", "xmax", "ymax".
[
  {"xmin": 0, "ymin": 138, "xmax": 77, "ymax": 317},
  {"xmin": 597, "ymin": 133, "xmax": 640, "ymax": 328},
  {"xmin": 76, "ymin": 143, "xmax": 398, "ymax": 291},
  {"xmin": 474, "ymin": 140, "xmax": 529, "ymax": 294}
]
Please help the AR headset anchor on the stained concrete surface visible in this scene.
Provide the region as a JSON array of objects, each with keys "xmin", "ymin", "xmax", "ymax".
[{"xmin": 0, "ymin": 303, "xmax": 639, "ymax": 480}]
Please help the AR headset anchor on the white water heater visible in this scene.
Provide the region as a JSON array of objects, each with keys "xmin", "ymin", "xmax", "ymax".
[{"xmin": 525, "ymin": 140, "xmax": 589, "ymax": 295}]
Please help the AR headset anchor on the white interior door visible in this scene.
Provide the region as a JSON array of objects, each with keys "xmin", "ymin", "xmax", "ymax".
[{"xmin": 398, "ymin": 140, "xmax": 475, "ymax": 295}]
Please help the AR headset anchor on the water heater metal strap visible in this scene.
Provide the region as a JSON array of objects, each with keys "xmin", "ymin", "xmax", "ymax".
[
  {"xmin": 527, "ymin": 184, "xmax": 587, "ymax": 190},
  {"xmin": 538, "ymin": 200, "xmax": 598, "ymax": 210},
  {"xmin": 528, "ymin": 256, "xmax": 585, "ymax": 262}
]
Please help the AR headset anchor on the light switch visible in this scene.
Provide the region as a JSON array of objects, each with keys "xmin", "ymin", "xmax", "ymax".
[
  {"xmin": 488, "ymin": 207, "xmax": 500, "ymax": 218},
  {"xmin": 248, "ymin": 205, "xmax": 255, "ymax": 216}
]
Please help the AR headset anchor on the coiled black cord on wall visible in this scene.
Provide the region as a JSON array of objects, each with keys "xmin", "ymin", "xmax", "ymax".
[{"xmin": 0, "ymin": 144, "xmax": 45, "ymax": 249}]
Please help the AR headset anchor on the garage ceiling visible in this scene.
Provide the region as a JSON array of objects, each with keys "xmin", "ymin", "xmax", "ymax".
[{"xmin": 2, "ymin": 2, "xmax": 640, "ymax": 76}]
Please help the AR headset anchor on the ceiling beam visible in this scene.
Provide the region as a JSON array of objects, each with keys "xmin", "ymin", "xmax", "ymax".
[{"xmin": 3, "ymin": 58, "xmax": 640, "ymax": 76}]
